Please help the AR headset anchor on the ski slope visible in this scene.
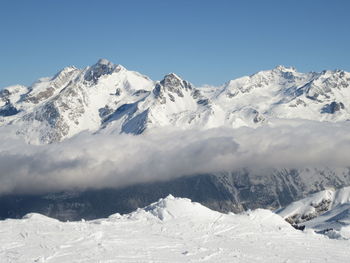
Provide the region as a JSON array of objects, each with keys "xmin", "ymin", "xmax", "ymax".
[{"xmin": 0, "ymin": 195, "xmax": 349, "ymax": 262}]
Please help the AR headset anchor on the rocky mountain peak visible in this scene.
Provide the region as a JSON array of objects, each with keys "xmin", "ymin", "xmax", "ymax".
[
  {"xmin": 96, "ymin": 58, "xmax": 112, "ymax": 65},
  {"xmin": 160, "ymin": 73, "xmax": 182, "ymax": 86},
  {"xmin": 159, "ymin": 73, "xmax": 193, "ymax": 95},
  {"xmin": 273, "ymin": 65, "xmax": 297, "ymax": 73},
  {"xmin": 84, "ymin": 59, "xmax": 124, "ymax": 83}
]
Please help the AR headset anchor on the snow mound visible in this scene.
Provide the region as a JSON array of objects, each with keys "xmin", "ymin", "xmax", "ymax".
[
  {"xmin": 246, "ymin": 208, "xmax": 291, "ymax": 226},
  {"xmin": 142, "ymin": 194, "xmax": 219, "ymax": 220},
  {"xmin": 22, "ymin": 213, "xmax": 59, "ymax": 222},
  {"xmin": 127, "ymin": 195, "xmax": 220, "ymax": 221},
  {"xmin": 106, "ymin": 195, "xmax": 292, "ymax": 234}
]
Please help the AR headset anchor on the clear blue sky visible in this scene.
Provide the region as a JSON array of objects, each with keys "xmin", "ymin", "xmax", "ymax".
[{"xmin": 1, "ymin": 0, "xmax": 350, "ymax": 87}]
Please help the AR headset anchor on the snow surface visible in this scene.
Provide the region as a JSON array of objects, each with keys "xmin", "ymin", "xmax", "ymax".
[{"xmin": 1, "ymin": 195, "xmax": 349, "ymax": 262}]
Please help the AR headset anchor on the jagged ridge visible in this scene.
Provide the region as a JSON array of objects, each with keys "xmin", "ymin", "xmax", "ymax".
[{"xmin": 1, "ymin": 60, "xmax": 350, "ymax": 143}]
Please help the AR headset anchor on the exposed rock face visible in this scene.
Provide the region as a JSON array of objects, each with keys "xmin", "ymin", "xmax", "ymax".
[
  {"xmin": 160, "ymin": 73, "xmax": 192, "ymax": 97},
  {"xmin": 25, "ymin": 87, "xmax": 55, "ymax": 104},
  {"xmin": 0, "ymin": 101, "xmax": 19, "ymax": 117},
  {"xmin": 321, "ymin": 101, "xmax": 345, "ymax": 114},
  {"xmin": 277, "ymin": 186, "xmax": 350, "ymax": 239},
  {"xmin": 284, "ymin": 198, "xmax": 332, "ymax": 225},
  {"xmin": 153, "ymin": 83, "xmax": 167, "ymax": 104},
  {"xmin": 84, "ymin": 59, "xmax": 122, "ymax": 83},
  {"xmin": 0, "ymin": 59, "xmax": 154, "ymax": 143}
]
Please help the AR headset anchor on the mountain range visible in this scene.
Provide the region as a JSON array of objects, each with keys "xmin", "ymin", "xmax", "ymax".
[
  {"xmin": 1, "ymin": 59, "xmax": 350, "ymax": 220},
  {"xmin": 1, "ymin": 59, "xmax": 350, "ymax": 144}
]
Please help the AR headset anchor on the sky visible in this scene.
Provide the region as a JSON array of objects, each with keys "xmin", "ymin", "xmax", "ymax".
[{"xmin": 1, "ymin": 0, "xmax": 350, "ymax": 88}]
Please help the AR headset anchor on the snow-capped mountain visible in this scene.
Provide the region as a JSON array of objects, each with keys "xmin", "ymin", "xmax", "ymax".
[
  {"xmin": 1, "ymin": 195, "xmax": 349, "ymax": 262},
  {"xmin": 0, "ymin": 59, "xmax": 154, "ymax": 143},
  {"xmin": 2, "ymin": 60, "xmax": 350, "ymax": 222},
  {"xmin": 1, "ymin": 59, "xmax": 350, "ymax": 143}
]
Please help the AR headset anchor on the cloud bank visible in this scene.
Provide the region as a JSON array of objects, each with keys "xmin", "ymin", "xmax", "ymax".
[{"xmin": 1, "ymin": 119, "xmax": 350, "ymax": 195}]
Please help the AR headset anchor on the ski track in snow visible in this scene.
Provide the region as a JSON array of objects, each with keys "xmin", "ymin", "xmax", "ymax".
[{"xmin": 0, "ymin": 196, "xmax": 349, "ymax": 262}]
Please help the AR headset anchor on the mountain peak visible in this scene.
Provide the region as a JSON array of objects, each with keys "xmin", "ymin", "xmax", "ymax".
[
  {"xmin": 2, "ymin": 62, "xmax": 350, "ymax": 144},
  {"xmin": 273, "ymin": 65, "xmax": 297, "ymax": 72},
  {"xmin": 161, "ymin": 73, "xmax": 183, "ymax": 84},
  {"xmin": 138, "ymin": 195, "xmax": 217, "ymax": 221},
  {"xmin": 160, "ymin": 73, "xmax": 183, "ymax": 88},
  {"xmin": 96, "ymin": 58, "xmax": 112, "ymax": 65},
  {"xmin": 164, "ymin": 72, "xmax": 181, "ymax": 79},
  {"xmin": 92, "ymin": 58, "xmax": 125, "ymax": 71},
  {"xmin": 85, "ymin": 59, "xmax": 124, "ymax": 82}
]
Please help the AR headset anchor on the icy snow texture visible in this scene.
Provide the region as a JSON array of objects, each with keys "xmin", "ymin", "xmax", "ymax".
[{"xmin": 1, "ymin": 195, "xmax": 349, "ymax": 262}]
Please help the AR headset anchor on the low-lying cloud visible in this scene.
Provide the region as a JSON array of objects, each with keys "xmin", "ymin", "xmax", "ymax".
[{"xmin": 1, "ymin": 119, "xmax": 350, "ymax": 195}]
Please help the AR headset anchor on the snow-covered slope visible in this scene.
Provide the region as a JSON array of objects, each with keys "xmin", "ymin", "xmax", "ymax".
[
  {"xmin": 1, "ymin": 195, "xmax": 349, "ymax": 262},
  {"xmin": 216, "ymin": 66, "xmax": 350, "ymax": 127},
  {"xmin": 0, "ymin": 59, "xmax": 154, "ymax": 143},
  {"xmin": 2, "ymin": 60, "xmax": 350, "ymax": 143},
  {"xmin": 277, "ymin": 186, "xmax": 350, "ymax": 239}
]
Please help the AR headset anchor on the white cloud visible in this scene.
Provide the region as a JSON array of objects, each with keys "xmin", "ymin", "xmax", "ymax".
[{"xmin": 0, "ymin": 119, "xmax": 350, "ymax": 195}]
